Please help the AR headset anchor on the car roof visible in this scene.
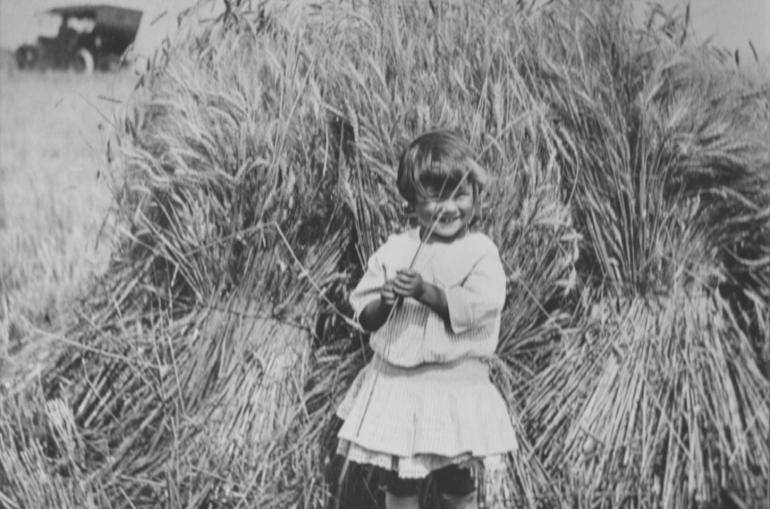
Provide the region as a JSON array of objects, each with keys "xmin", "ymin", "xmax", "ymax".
[{"xmin": 46, "ymin": 4, "xmax": 142, "ymax": 19}]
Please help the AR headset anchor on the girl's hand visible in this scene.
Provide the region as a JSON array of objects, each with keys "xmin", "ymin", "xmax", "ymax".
[
  {"xmin": 393, "ymin": 269, "xmax": 424, "ymax": 298},
  {"xmin": 380, "ymin": 279, "xmax": 397, "ymax": 307}
]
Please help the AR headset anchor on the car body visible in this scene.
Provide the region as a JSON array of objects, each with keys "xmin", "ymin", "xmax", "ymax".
[{"xmin": 15, "ymin": 4, "xmax": 143, "ymax": 73}]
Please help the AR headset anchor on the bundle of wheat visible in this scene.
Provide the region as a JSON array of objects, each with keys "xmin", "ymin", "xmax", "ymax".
[{"xmin": 523, "ymin": 4, "xmax": 769, "ymax": 507}]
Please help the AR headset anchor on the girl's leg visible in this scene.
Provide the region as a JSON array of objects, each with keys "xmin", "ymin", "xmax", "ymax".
[
  {"xmin": 382, "ymin": 471, "xmax": 421, "ymax": 509},
  {"xmin": 385, "ymin": 492, "xmax": 420, "ymax": 509},
  {"xmin": 438, "ymin": 491, "xmax": 477, "ymax": 509},
  {"xmin": 433, "ymin": 465, "xmax": 477, "ymax": 509}
]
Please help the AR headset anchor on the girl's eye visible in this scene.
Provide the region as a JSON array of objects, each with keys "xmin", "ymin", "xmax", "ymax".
[{"xmin": 420, "ymin": 184, "xmax": 471, "ymax": 201}]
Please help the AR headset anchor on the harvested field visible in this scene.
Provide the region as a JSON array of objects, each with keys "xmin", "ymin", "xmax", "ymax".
[{"xmin": 1, "ymin": 69, "xmax": 134, "ymax": 387}]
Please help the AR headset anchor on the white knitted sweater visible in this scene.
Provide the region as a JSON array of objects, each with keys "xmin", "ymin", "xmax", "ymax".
[{"xmin": 350, "ymin": 228, "xmax": 507, "ymax": 367}]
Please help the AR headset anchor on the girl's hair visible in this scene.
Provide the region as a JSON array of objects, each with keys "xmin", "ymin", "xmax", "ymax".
[{"xmin": 397, "ymin": 129, "xmax": 489, "ymax": 204}]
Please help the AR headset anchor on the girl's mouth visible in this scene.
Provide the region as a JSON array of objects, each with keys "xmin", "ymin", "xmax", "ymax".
[{"xmin": 437, "ymin": 215, "xmax": 460, "ymax": 225}]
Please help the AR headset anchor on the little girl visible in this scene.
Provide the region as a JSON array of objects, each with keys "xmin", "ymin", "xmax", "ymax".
[{"xmin": 336, "ymin": 130, "xmax": 518, "ymax": 509}]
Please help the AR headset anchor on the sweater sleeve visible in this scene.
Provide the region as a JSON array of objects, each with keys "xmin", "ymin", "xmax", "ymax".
[
  {"xmin": 444, "ymin": 241, "xmax": 507, "ymax": 334},
  {"xmin": 349, "ymin": 244, "xmax": 388, "ymax": 321}
]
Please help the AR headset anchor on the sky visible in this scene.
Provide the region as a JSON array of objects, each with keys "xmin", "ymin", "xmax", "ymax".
[
  {"xmin": 0, "ymin": 0, "xmax": 768, "ymax": 63},
  {"xmin": 640, "ymin": 0, "xmax": 770, "ymax": 64}
]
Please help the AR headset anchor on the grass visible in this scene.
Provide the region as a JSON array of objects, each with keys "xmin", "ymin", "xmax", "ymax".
[{"xmin": 1, "ymin": 1, "xmax": 768, "ymax": 508}]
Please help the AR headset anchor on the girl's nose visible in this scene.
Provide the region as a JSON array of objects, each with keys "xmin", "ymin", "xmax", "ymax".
[{"xmin": 439, "ymin": 199, "xmax": 458, "ymax": 214}]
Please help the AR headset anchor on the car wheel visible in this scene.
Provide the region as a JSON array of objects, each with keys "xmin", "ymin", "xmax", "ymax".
[
  {"xmin": 71, "ymin": 48, "xmax": 94, "ymax": 74},
  {"xmin": 15, "ymin": 45, "xmax": 38, "ymax": 69}
]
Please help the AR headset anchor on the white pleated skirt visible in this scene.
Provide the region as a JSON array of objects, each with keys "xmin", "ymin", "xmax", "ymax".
[{"xmin": 336, "ymin": 355, "xmax": 518, "ymax": 479}]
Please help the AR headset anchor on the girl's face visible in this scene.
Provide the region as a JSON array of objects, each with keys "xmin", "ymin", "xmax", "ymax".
[{"xmin": 414, "ymin": 180, "xmax": 475, "ymax": 241}]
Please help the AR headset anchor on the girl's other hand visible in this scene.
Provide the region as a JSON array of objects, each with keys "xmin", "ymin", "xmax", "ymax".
[
  {"xmin": 380, "ymin": 280, "xmax": 397, "ymax": 307},
  {"xmin": 394, "ymin": 269, "xmax": 424, "ymax": 298}
]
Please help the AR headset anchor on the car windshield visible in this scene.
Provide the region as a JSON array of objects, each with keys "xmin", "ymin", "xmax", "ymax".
[
  {"xmin": 33, "ymin": 13, "xmax": 62, "ymax": 38},
  {"xmin": 66, "ymin": 17, "xmax": 96, "ymax": 33}
]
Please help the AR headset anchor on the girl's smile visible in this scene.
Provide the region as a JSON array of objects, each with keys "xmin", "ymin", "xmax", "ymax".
[{"xmin": 414, "ymin": 180, "xmax": 474, "ymax": 241}]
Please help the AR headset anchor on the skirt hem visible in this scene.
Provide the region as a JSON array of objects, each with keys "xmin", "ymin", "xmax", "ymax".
[{"xmin": 336, "ymin": 438, "xmax": 511, "ymax": 479}]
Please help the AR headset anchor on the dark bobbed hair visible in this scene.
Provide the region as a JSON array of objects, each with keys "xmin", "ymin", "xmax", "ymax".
[{"xmin": 396, "ymin": 129, "xmax": 489, "ymax": 204}]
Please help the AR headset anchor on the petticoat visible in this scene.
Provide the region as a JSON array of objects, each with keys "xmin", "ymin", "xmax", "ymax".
[{"xmin": 336, "ymin": 355, "xmax": 518, "ymax": 479}]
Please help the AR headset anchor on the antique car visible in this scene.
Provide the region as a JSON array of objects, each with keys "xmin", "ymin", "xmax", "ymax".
[{"xmin": 14, "ymin": 4, "xmax": 143, "ymax": 73}]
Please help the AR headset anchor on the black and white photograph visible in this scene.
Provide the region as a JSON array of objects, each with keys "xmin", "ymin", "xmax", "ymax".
[{"xmin": 1, "ymin": 1, "xmax": 768, "ymax": 507}]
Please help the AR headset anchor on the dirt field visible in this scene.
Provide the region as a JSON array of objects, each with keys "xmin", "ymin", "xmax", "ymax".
[{"xmin": 0, "ymin": 65, "xmax": 136, "ymax": 379}]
